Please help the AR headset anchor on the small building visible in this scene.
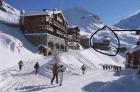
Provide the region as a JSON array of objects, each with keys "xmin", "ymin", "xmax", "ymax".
[
  {"xmin": 136, "ymin": 31, "xmax": 140, "ymax": 35},
  {"xmin": 127, "ymin": 37, "xmax": 140, "ymax": 68},
  {"xmin": 67, "ymin": 26, "xmax": 80, "ymax": 50},
  {"xmin": 92, "ymin": 36, "xmax": 110, "ymax": 50},
  {"xmin": 21, "ymin": 9, "xmax": 68, "ymax": 55},
  {"xmin": 80, "ymin": 36, "xmax": 90, "ymax": 49}
]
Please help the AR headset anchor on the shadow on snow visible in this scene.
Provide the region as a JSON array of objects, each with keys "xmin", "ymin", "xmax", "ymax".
[{"xmin": 82, "ymin": 69, "xmax": 140, "ymax": 92}]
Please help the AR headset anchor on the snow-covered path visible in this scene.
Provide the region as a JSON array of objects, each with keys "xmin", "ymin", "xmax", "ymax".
[
  {"xmin": 6, "ymin": 67, "xmax": 120, "ymax": 92},
  {"xmin": 1, "ymin": 59, "xmax": 140, "ymax": 92}
]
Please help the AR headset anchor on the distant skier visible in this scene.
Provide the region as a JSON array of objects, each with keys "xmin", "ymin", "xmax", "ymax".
[
  {"xmin": 103, "ymin": 65, "xmax": 105, "ymax": 70},
  {"xmin": 81, "ymin": 64, "xmax": 86, "ymax": 75},
  {"xmin": 119, "ymin": 66, "xmax": 122, "ymax": 71},
  {"xmin": 115, "ymin": 66, "xmax": 119, "ymax": 72},
  {"xmin": 34, "ymin": 62, "xmax": 40, "ymax": 75},
  {"xmin": 51, "ymin": 63, "xmax": 59, "ymax": 85},
  {"xmin": 108, "ymin": 65, "xmax": 111, "ymax": 70},
  {"xmin": 18, "ymin": 60, "xmax": 23, "ymax": 71},
  {"xmin": 58, "ymin": 65, "xmax": 65, "ymax": 86}
]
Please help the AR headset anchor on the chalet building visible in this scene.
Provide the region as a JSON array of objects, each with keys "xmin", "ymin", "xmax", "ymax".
[
  {"xmin": 92, "ymin": 36, "xmax": 110, "ymax": 50},
  {"xmin": 67, "ymin": 26, "xmax": 80, "ymax": 50},
  {"xmin": 127, "ymin": 36, "xmax": 140, "ymax": 68},
  {"xmin": 136, "ymin": 31, "xmax": 140, "ymax": 35},
  {"xmin": 20, "ymin": 9, "xmax": 68, "ymax": 55},
  {"xmin": 80, "ymin": 36, "xmax": 90, "ymax": 49}
]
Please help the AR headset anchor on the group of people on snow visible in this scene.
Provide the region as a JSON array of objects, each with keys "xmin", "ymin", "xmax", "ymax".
[
  {"xmin": 18, "ymin": 60, "xmax": 66, "ymax": 86},
  {"xmin": 51, "ymin": 63, "xmax": 65, "ymax": 86},
  {"xmin": 102, "ymin": 65, "xmax": 122, "ymax": 72},
  {"xmin": 18, "ymin": 60, "xmax": 40, "ymax": 75}
]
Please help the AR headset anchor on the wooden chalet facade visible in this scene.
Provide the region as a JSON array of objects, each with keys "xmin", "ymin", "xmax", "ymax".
[
  {"xmin": 67, "ymin": 27, "xmax": 80, "ymax": 43},
  {"xmin": 21, "ymin": 9, "xmax": 68, "ymax": 55},
  {"xmin": 67, "ymin": 27, "xmax": 80, "ymax": 50},
  {"xmin": 92, "ymin": 36, "xmax": 110, "ymax": 50},
  {"xmin": 80, "ymin": 37, "xmax": 90, "ymax": 49},
  {"xmin": 127, "ymin": 36, "xmax": 140, "ymax": 68}
]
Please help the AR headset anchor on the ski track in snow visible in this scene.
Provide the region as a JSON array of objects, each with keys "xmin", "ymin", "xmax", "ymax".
[
  {"xmin": 2, "ymin": 64, "xmax": 120, "ymax": 92},
  {"xmin": 5, "ymin": 68, "xmax": 140, "ymax": 92}
]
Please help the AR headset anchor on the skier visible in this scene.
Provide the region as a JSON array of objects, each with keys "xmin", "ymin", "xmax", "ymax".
[
  {"xmin": 51, "ymin": 63, "xmax": 59, "ymax": 85},
  {"xmin": 119, "ymin": 66, "xmax": 122, "ymax": 71},
  {"xmin": 18, "ymin": 60, "xmax": 23, "ymax": 71},
  {"xmin": 116, "ymin": 66, "xmax": 119, "ymax": 72},
  {"xmin": 81, "ymin": 64, "xmax": 86, "ymax": 75},
  {"xmin": 34, "ymin": 62, "xmax": 40, "ymax": 75},
  {"xmin": 108, "ymin": 65, "xmax": 110, "ymax": 70},
  {"xmin": 58, "ymin": 65, "xmax": 65, "ymax": 86},
  {"xmin": 103, "ymin": 65, "xmax": 105, "ymax": 70}
]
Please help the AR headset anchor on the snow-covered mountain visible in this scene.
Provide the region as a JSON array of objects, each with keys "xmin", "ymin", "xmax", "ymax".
[
  {"xmin": 63, "ymin": 8, "xmax": 138, "ymax": 53},
  {"xmin": 114, "ymin": 12, "xmax": 140, "ymax": 29},
  {"xmin": 1, "ymin": 2, "xmax": 140, "ymax": 92},
  {"xmin": 63, "ymin": 7, "xmax": 104, "ymax": 33}
]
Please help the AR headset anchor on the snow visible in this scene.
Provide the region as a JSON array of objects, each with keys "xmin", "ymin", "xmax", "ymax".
[
  {"xmin": 131, "ymin": 45, "xmax": 140, "ymax": 53},
  {"xmin": 0, "ymin": 1, "xmax": 20, "ymax": 24},
  {"xmin": 63, "ymin": 7, "xmax": 102, "ymax": 32},
  {"xmin": 114, "ymin": 12, "xmax": 140, "ymax": 29},
  {"xmin": 0, "ymin": 32, "xmax": 42, "ymax": 71},
  {"xmin": 0, "ymin": 2, "xmax": 139, "ymax": 92},
  {"xmin": 23, "ymin": 10, "xmax": 61, "ymax": 17},
  {"xmin": 1, "ymin": 1, "xmax": 20, "ymax": 16},
  {"xmin": 0, "ymin": 10, "xmax": 20, "ymax": 24},
  {"xmin": 23, "ymin": 10, "xmax": 67, "ymax": 22},
  {"xmin": 63, "ymin": 8, "xmax": 137, "ymax": 55},
  {"xmin": 1, "ymin": 61, "xmax": 140, "ymax": 92}
]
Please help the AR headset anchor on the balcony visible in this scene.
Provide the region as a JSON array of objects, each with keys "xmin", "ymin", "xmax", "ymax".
[{"xmin": 49, "ymin": 19, "xmax": 67, "ymax": 31}]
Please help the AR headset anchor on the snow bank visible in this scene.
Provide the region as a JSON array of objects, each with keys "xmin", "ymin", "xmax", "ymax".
[
  {"xmin": 0, "ymin": 32, "xmax": 42, "ymax": 71},
  {"xmin": 60, "ymin": 49, "xmax": 124, "ymax": 71}
]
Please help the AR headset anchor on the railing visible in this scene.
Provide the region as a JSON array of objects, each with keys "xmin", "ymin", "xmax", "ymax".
[{"xmin": 51, "ymin": 19, "xmax": 67, "ymax": 31}]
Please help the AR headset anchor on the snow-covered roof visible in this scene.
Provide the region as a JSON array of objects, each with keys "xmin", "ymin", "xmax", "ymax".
[
  {"xmin": 22, "ymin": 10, "xmax": 67, "ymax": 24},
  {"xmin": 131, "ymin": 45, "xmax": 140, "ymax": 53},
  {"xmin": 23, "ymin": 10, "xmax": 61, "ymax": 17},
  {"xmin": 67, "ymin": 42, "xmax": 78, "ymax": 46},
  {"xmin": 137, "ymin": 36, "xmax": 140, "ymax": 42},
  {"xmin": 2, "ymin": 1, "xmax": 20, "ymax": 16}
]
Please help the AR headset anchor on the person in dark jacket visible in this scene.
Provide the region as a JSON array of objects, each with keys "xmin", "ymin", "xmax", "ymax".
[
  {"xmin": 51, "ymin": 63, "xmax": 59, "ymax": 84},
  {"xmin": 81, "ymin": 64, "xmax": 86, "ymax": 75},
  {"xmin": 18, "ymin": 60, "xmax": 23, "ymax": 71},
  {"xmin": 103, "ymin": 65, "xmax": 105, "ymax": 70},
  {"xmin": 34, "ymin": 62, "xmax": 40, "ymax": 75}
]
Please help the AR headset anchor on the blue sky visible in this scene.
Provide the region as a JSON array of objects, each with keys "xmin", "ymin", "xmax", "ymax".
[{"xmin": 5, "ymin": 0, "xmax": 140, "ymax": 25}]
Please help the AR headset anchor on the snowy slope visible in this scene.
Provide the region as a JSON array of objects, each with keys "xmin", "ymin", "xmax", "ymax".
[
  {"xmin": 64, "ymin": 8, "xmax": 137, "ymax": 53},
  {"xmin": 0, "ymin": 2, "xmax": 20, "ymax": 24},
  {"xmin": 0, "ymin": 1, "xmax": 20, "ymax": 16},
  {"xmin": 114, "ymin": 12, "xmax": 140, "ymax": 29},
  {"xmin": 63, "ymin": 8, "xmax": 103, "ymax": 33},
  {"xmin": 0, "ymin": 22, "xmax": 37, "ymax": 52},
  {"xmin": 0, "ymin": 32, "xmax": 42, "ymax": 71},
  {"xmin": 0, "ymin": 48, "xmax": 125, "ymax": 92}
]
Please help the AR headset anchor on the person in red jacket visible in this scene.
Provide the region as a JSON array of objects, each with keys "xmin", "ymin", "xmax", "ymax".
[{"xmin": 51, "ymin": 63, "xmax": 59, "ymax": 84}]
